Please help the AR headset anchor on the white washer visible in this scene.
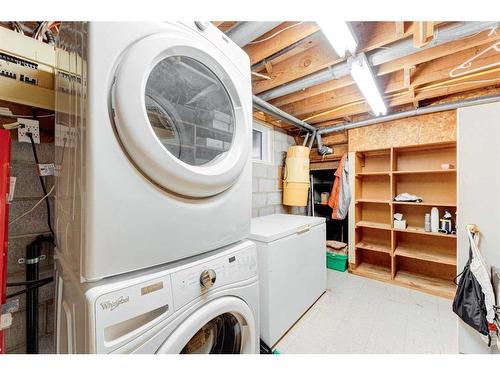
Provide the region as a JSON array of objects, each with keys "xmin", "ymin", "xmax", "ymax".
[
  {"xmin": 54, "ymin": 22, "xmax": 252, "ymax": 281},
  {"xmin": 55, "ymin": 240, "xmax": 259, "ymax": 354}
]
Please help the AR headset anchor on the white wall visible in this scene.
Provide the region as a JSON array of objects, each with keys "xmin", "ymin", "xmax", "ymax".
[{"xmin": 457, "ymin": 101, "xmax": 500, "ymax": 354}]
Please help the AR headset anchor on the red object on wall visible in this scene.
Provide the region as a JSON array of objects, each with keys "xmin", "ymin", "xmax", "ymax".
[{"xmin": 0, "ymin": 130, "xmax": 11, "ymax": 354}]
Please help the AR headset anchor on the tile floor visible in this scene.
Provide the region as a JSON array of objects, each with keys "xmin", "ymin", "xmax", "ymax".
[{"xmin": 274, "ymin": 270, "xmax": 458, "ymax": 354}]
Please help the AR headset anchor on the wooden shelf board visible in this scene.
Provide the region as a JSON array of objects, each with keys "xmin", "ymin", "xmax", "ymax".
[
  {"xmin": 394, "ymin": 244, "xmax": 456, "ymax": 266},
  {"xmin": 356, "ymin": 221, "xmax": 392, "ymax": 230},
  {"xmin": 359, "ymin": 149, "xmax": 391, "ymax": 157},
  {"xmin": 393, "ymin": 141, "xmax": 456, "ymax": 153},
  {"xmin": 356, "ymin": 172, "xmax": 391, "ymax": 177},
  {"xmin": 393, "ymin": 169, "xmax": 456, "ymax": 175},
  {"xmin": 356, "ymin": 241, "xmax": 391, "ymax": 254},
  {"xmin": 392, "ymin": 201, "xmax": 457, "ymax": 207},
  {"xmin": 356, "ymin": 199, "xmax": 391, "ymax": 204},
  {"xmin": 351, "ymin": 262, "xmax": 391, "ymax": 282},
  {"xmin": 393, "ymin": 226, "xmax": 457, "ymax": 238},
  {"xmin": 394, "ymin": 271, "xmax": 456, "ymax": 299}
]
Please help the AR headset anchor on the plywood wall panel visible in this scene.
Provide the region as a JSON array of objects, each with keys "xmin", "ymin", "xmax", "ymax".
[{"xmin": 348, "ymin": 110, "xmax": 456, "ymax": 152}]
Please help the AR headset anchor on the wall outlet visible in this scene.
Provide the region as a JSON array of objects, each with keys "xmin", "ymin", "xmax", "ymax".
[{"xmin": 17, "ymin": 118, "xmax": 40, "ymax": 144}]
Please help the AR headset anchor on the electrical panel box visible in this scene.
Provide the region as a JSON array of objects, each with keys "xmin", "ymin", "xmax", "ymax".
[{"xmin": 0, "ymin": 27, "xmax": 55, "ymax": 110}]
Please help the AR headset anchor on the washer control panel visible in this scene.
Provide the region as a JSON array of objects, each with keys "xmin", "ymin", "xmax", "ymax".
[
  {"xmin": 171, "ymin": 242, "xmax": 257, "ymax": 310},
  {"xmin": 93, "ymin": 274, "xmax": 174, "ymax": 353}
]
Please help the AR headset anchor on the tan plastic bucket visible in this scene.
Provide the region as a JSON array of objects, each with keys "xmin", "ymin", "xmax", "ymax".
[
  {"xmin": 283, "ymin": 181, "xmax": 310, "ymax": 207},
  {"xmin": 284, "ymin": 146, "xmax": 310, "ymax": 183}
]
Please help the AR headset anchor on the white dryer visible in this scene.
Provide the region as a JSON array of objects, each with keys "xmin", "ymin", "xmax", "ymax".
[
  {"xmin": 54, "ymin": 22, "xmax": 252, "ymax": 281},
  {"xmin": 55, "ymin": 240, "xmax": 259, "ymax": 354}
]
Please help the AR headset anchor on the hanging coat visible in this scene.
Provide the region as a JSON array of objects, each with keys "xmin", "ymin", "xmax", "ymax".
[{"xmin": 327, "ymin": 154, "xmax": 350, "ymax": 220}]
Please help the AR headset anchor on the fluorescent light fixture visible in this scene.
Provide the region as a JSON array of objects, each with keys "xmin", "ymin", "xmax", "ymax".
[
  {"xmin": 350, "ymin": 53, "xmax": 387, "ymax": 116},
  {"xmin": 318, "ymin": 21, "xmax": 357, "ymax": 57}
]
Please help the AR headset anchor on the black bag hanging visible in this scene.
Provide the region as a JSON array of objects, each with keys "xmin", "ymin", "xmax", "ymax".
[{"xmin": 452, "ymin": 241, "xmax": 489, "ymax": 337}]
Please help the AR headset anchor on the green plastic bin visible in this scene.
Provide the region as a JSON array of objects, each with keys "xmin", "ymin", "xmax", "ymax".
[{"xmin": 326, "ymin": 252, "xmax": 348, "ymax": 272}]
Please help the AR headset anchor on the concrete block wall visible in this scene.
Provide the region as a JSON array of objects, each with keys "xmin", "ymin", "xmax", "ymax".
[
  {"xmin": 5, "ymin": 141, "xmax": 55, "ymax": 354},
  {"xmin": 252, "ymin": 127, "xmax": 306, "ymax": 217}
]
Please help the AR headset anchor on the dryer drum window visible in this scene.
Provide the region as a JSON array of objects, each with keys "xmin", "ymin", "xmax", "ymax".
[
  {"xmin": 181, "ymin": 313, "xmax": 242, "ymax": 354},
  {"xmin": 145, "ymin": 56, "xmax": 236, "ymax": 167}
]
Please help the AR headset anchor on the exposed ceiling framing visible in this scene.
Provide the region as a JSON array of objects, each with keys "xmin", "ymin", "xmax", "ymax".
[{"xmin": 215, "ymin": 21, "xmax": 500, "ymax": 134}]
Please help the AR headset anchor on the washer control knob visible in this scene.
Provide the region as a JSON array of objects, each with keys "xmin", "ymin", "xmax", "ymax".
[{"xmin": 200, "ymin": 269, "xmax": 216, "ymax": 288}]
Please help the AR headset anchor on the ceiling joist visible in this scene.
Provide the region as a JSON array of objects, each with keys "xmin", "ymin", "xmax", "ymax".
[
  {"xmin": 215, "ymin": 21, "xmax": 500, "ymax": 130},
  {"xmin": 244, "ymin": 22, "xmax": 320, "ymax": 65},
  {"xmin": 278, "ymin": 41, "xmax": 500, "ymax": 119}
]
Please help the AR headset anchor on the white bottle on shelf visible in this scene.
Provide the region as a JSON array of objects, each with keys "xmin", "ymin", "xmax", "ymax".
[{"xmin": 430, "ymin": 207, "xmax": 439, "ymax": 233}]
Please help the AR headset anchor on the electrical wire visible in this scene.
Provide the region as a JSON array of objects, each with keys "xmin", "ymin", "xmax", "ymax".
[
  {"xmin": 34, "ymin": 22, "xmax": 50, "ymax": 41},
  {"xmin": 251, "ymin": 71, "xmax": 272, "ymax": 80},
  {"xmin": 8, "ymin": 186, "xmax": 54, "ymax": 226},
  {"xmin": 10, "ymin": 22, "xmax": 25, "ymax": 35},
  {"xmin": 246, "ymin": 22, "xmax": 304, "ymax": 45},
  {"xmin": 456, "ymin": 25, "xmax": 498, "ymax": 41},
  {"xmin": 48, "ymin": 22, "xmax": 61, "ymax": 31},
  {"xmin": 6, "ymin": 278, "xmax": 53, "ymax": 299},
  {"xmin": 24, "ymin": 133, "xmax": 55, "ymax": 236},
  {"xmin": 7, "ymin": 277, "xmax": 54, "ymax": 287},
  {"xmin": 418, "ymin": 78, "xmax": 500, "ymax": 93}
]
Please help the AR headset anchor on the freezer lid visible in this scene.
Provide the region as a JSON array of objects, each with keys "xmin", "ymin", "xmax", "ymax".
[{"xmin": 249, "ymin": 214, "xmax": 325, "ymax": 243}]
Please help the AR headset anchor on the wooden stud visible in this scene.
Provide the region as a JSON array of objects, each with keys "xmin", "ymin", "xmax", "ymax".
[
  {"xmin": 353, "ymin": 21, "xmax": 419, "ymax": 53},
  {"xmin": 264, "ymin": 61, "xmax": 273, "ymax": 75},
  {"xmin": 413, "ymin": 21, "xmax": 435, "ymax": 48},
  {"xmin": 395, "ymin": 21, "xmax": 405, "ymax": 39}
]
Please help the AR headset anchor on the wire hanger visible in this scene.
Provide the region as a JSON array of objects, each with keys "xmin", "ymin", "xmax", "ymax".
[{"xmin": 450, "ymin": 39, "xmax": 500, "ymax": 78}]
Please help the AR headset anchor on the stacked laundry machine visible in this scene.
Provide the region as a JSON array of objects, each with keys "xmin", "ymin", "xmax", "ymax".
[{"xmin": 54, "ymin": 22, "xmax": 258, "ymax": 354}]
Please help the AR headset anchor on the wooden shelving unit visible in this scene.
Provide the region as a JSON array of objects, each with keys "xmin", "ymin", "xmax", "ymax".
[{"xmin": 350, "ymin": 142, "xmax": 457, "ymax": 299}]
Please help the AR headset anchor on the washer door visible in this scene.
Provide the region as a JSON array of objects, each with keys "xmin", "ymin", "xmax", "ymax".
[
  {"xmin": 156, "ymin": 297, "xmax": 256, "ymax": 354},
  {"xmin": 111, "ymin": 29, "xmax": 249, "ymax": 198}
]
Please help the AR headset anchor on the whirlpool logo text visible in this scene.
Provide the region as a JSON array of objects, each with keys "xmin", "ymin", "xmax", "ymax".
[{"xmin": 100, "ymin": 296, "xmax": 130, "ymax": 311}]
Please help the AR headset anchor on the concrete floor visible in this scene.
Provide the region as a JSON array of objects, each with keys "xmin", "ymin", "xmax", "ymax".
[{"xmin": 274, "ymin": 269, "xmax": 458, "ymax": 354}]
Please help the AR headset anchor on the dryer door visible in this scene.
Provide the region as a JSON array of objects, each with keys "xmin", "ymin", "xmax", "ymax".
[
  {"xmin": 156, "ymin": 297, "xmax": 256, "ymax": 354},
  {"xmin": 111, "ymin": 28, "xmax": 250, "ymax": 198}
]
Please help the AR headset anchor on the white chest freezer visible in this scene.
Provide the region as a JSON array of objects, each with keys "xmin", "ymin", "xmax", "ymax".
[{"xmin": 249, "ymin": 214, "xmax": 326, "ymax": 347}]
